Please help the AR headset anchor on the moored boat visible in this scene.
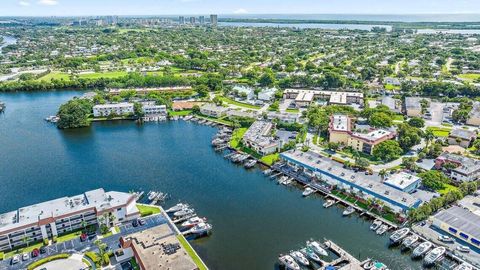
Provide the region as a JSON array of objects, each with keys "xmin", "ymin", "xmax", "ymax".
[
  {"xmin": 370, "ymin": 220, "xmax": 382, "ymax": 231},
  {"xmin": 438, "ymin": 235, "xmax": 454, "ymax": 243},
  {"xmin": 290, "ymin": 250, "xmax": 309, "ymax": 266},
  {"xmin": 389, "ymin": 228, "xmax": 410, "ymax": 244},
  {"xmin": 174, "ymin": 207, "xmax": 195, "ymax": 217},
  {"xmin": 302, "ymin": 187, "xmax": 315, "ymax": 197},
  {"xmin": 183, "ymin": 222, "xmax": 212, "ymax": 235},
  {"xmin": 166, "ymin": 203, "xmax": 189, "ymax": 213},
  {"xmin": 323, "ymin": 199, "xmax": 335, "ymax": 208},
  {"xmin": 371, "ymin": 261, "xmax": 388, "ymax": 270},
  {"xmin": 456, "ymin": 245, "xmax": 470, "ymax": 253},
  {"xmin": 423, "ymin": 246, "xmax": 446, "ymax": 265},
  {"xmin": 302, "ymin": 247, "xmax": 322, "ymax": 263},
  {"xmin": 278, "ymin": 255, "xmax": 300, "ymax": 270},
  {"xmin": 244, "ymin": 159, "xmax": 257, "ymax": 168},
  {"xmin": 306, "ymin": 240, "xmax": 328, "ymax": 256},
  {"xmin": 454, "ymin": 262, "xmax": 473, "ymax": 270},
  {"xmin": 402, "ymin": 234, "xmax": 419, "ymax": 249},
  {"xmin": 362, "ymin": 259, "xmax": 374, "ymax": 269},
  {"xmin": 181, "ymin": 216, "xmax": 207, "ymax": 228},
  {"xmin": 342, "ymin": 206, "xmax": 355, "ymax": 216},
  {"xmin": 412, "ymin": 241, "xmax": 433, "ymax": 258},
  {"xmin": 376, "ymin": 225, "xmax": 388, "ymax": 235}
]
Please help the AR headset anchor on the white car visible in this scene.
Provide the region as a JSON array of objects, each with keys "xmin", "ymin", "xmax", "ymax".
[
  {"xmin": 22, "ymin": 253, "xmax": 30, "ymax": 261},
  {"xmin": 11, "ymin": 254, "xmax": 20, "ymax": 265}
]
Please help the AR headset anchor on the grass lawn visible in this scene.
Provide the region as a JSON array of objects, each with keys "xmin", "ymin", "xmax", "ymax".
[
  {"xmin": 4, "ymin": 241, "xmax": 45, "ymax": 259},
  {"xmin": 393, "ymin": 114, "xmax": 405, "ymax": 121},
  {"xmin": 426, "ymin": 126, "xmax": 452, "ymax": 137},
  {"xmin": 286, "ymin": 108, "xmax": 299, "ymax": 113},
  {"xmin": 219, "ymin": 96, "xmax": 260, "ymax": 110},
  {"xmin": 56, "ymin": 230, "xmax": 83, "ymax": 243},
  {"xmin": 27, "ymin": 253, "xmax": 70, "ymax": 270},
  {"xmin": 78, "ymin": 71, "xmax": 128, "ymax": 79},
  {"xmin": 436, "ymin": 183, "xmax": 459, "ymax": 195},
  {"xmin": 229, "ymin": 128, "xmax": 247, "ymax": 148},
  {"xmin": 458, "ymin": 73, "xmax": 480, "ymax": 82},
  {"xmin": 36, "ymin": 71, "xmax": 71, "ymax": 81},
  {"xmin": 136, "ymin": 204, "xmax": 161, "ymax": 217},
  {"xmin": 384, "ymin": 84, "xmax": 400, "ymax": 91},
  {"xmin": 176, "ymin": 235, "xmax": 208, "ymax": 270},
  {"xmin": 260, "ymin": 153, "xmax": 280, "ymax": 165},
  {"xmin": 168, "ymin": 110, "xmax": 192, "ymax": 117}
]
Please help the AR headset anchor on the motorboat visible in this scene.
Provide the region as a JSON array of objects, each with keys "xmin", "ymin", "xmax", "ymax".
[
  {"xmin": 424, "ymin": 246, "xmax": 446, "ymax": 265},
  {"xmin": 454, "ymin": 262, "xmax": 473, "ymax": 270},
  {"xmin": 263, "ymin": 169, "xmax": 272, "ymax": 175},
  {"xmin": 290, "ymin": 250, "xmax": 310, "ymax": 266},
  {"xmin": 363, "ymin": 259, "xmax": 374, "ymax": 269},
  {"xmin": 389, "ymin": 228, "xmax": 410, "ymax": 244},
  {"xmin": 456, "ymin": 245, "xmax": 470, "ymax": 253},
  {"xmin": 244, "ymin": 159, "xmax": 257, "ymax": 168},
  {"xmin": 278, "ymin": 176, "xmax": 288, "ymax": 184},
  {"xmin": 166, "ymin": 203, "xmax": 189, "ymax": 213},
  {"xmin": 174, "ymin": 208, "xmax": 195, "ymax": 217},
  {"xmin": 278, "ymin": 255, "xmax": 300, "ymax": 270},
  {"xmin": 306, "ymin": 240, "xmax": 328, "ymax": 256},
  {"xmin": 376, "ymin": 225, "xmax": 388, "ymax": 235},
  {"xmin": 438, "ymin": 235, "xmax": 454, "ymax": 243},
  {"xmin": 181, "ymin": 216, "xmax": 207, "ymax": 228},
  {"xmin": 323, "ymin": 199, "xmax": 335, "ymax": 208},
  {"xmin": 402, "ymin": 234, "xmax": 419, "ymax": 249},
  {"xmin": 343, "ymin": 206, "xmax": 355, "ymax": 216},
  {"xmin": 188, "ymin": 222, "xmax": 212, "ymax": 235},
  {"xmin": 302, "ymin": 247, "xmax": 322, "ymax": 263},
  {"xmin": 302, "ymin": 187, "xmax": 315, "ymax": 197},
  {"xmin": 370, "ymin": 220, "xmax": 382, "ymax": 231},
  {"xmin": 147, "ymin": 191, "xmax": 158, "ymax": 200},
  {"xmin": 412, "ymin": 241, "xmax": 433, "ymax": 258}
]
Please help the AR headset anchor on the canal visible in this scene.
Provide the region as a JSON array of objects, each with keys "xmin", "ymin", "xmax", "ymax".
[{"xmin": 0, "ymin": 91, "xmax": 424, "ymax": 270}]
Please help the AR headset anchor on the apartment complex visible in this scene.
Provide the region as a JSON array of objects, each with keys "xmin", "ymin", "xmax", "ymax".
[
  {"xmin": 108, "ymin": 87, "xmax": 192, "ymax": 96},
  {"xmin": 242, "ymin": 121, "xmax": 279, "ymax": 155},
  {"xmin": 435, "ymin": 153, "xmax": 480, "ymax": 182},
  {"xmin": 93, "ymin": 102, "xmax": 134, "ymax": 117},
  {"xmin": 328, "ymin": 114, "xmax": 396, "ymax": 155},
  {"xmin": 0, "ymin": 189, "xmax": 139, "ymax": 252},
  {"xmin": 283, "ymin": 89, "xmax": 364, "ymax": 108}
]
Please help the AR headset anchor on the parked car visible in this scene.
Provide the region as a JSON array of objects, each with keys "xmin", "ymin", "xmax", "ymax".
[
  {"xmin": 31, "ymin": 248, "xmax": 40, "ymax": 257},
  {"xmin": 138, "ymin": 219, "xmax": 146, "ymax": 226},
  {"xmin": 22, "ymin": 253, "xmax": 29, "ymax": 261},
  {"xmin": 80, "ymin": 233, "xmax": 88, "ymax": 242},
  {"xmin": 11, "ymin": 255, "xmax": 20, "ymax": 265},
  {"xmin": 39, "ymin": 246, "xmax": 47, "ymax": 254},
  {"xmin": 132, "ymin": 219, "xmax": 139, "ymax": 227}
]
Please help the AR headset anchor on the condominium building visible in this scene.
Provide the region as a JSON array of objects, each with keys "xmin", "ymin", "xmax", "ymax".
[
  {"xmin": 200, "ymin": 103, "xmax": 228, "ymax": 118},
  {"xmin": 435, "ymin": 153, "xmax": 480, "ymax": 182},
  {"xmin": 140, "ymin": 101, "xmax": 167, "ymax": 116},
  {"xmin": 242, "ymin": 121, "xmax": 279, "ymax": 155},
  {"xmin": 0, "ymin": 189, "xmax": 139, "ymax": 252},
  {"xmin": 283, "ymin": 89, "xmax": 363, "ymax": 108},
  {"xmin": 210, "ymin": 14, "xmax": 218, "ymax": 26},
  {"xmin": 93, "ymin": 103, "xmax": 134, "ymax": 117},
  {"xmin": 328, "ymin": 114, "xmax": 396, "ymax": 155}
]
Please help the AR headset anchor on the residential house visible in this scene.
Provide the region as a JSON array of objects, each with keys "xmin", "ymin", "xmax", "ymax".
[{"xmin": 448, "ymin": 129, "xmax": 477, "ymax": 148}]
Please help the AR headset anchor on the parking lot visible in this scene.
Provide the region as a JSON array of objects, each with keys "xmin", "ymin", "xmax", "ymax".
[{"xmin": 0, "ymin": 214, "xmax": 168, "ymax": 270}]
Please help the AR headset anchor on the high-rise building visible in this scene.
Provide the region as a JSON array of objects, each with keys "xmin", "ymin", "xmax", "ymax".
[
  {"xmin": 210, "ymin": 14, "xmax": 218, "ymax": 26},
  {"xmin": 179, "ymin": 16, "xmax": 185, "ymax": 24},
  {"xmin": 190, "ymin": 16, "xmax": 196, "ymax": 24},
  {"xmin": 199, "ymin": 16, "xmax": 205, "ymax": 24}
]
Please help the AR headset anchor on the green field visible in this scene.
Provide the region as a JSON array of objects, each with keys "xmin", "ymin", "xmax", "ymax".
[
  {"xmin": 436, "ymin": 183, "xmax": 459, "ymax": 195},
  {"xmin": 78, "ymin": 71, "xmax": 128, "ymax": 79},
  {"xmin": 384, "ymin": 84, "xmax": 401, "ymax": 91},
  {"xmin": 168, "ymin": 110, "xmax": 192, "ymax": 117},
  {"xmin": 260, "ymin": 153, "xmax": 280, "ymax": 165},
  {"xmin": 219, "ymin": 96, "xmax": 261, "ymax": 110},
  {"xmin": 36, "ymin": 72, "xmax": 71, "ymax": 81},
  {"xmin": 136, "ymin": 204, "xmax": 161, "ymax": 217},
  {"xmin": 229, "ymin": 128, "xmax": 247, "ymax": 148},
  {"xmin": 458, "ymin": 73, "xmax": 480, "ymax": 81},
  {"xmin": 426, "ymin": 126, "xmax": 452, "ymax": 137},
  {"xmin": 286, "ymin": 108, "xmax": 299, "ymax": 113}
]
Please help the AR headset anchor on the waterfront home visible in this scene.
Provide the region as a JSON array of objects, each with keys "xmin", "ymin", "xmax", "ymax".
[
  {"xmin": 93, "ymin": 102, "xmax": 134, "ymax": 117},
  {"xmin": 435, "ymin": 153, "xmax": 480, "ymax": 182},
  {"xmin": 383, "ymin": 172, "xmax": 421, "ymax": 193},
  {"xmin": 328, "ymin": 114, "xmax": 396, "ymax": 155},
  {"xmin": 448, "ymin": 129, "xmax": 477, "ymax": 148},
  {"xmin": 199, "ymin": 103, "xmax": 228, "ymax": 118},
  {"xmin": 225, "ymin": 109, "xmax": 258, "ymax": 119},
  {"xmin": 266, "ymin": 111, "xmax": 300, "ymax": 124},
  {"xmin": 0, "ymin": 189, "xmax": 139, "ymax": 252},
  {"xmin": 280, "ymin": 150, "xmax": 422, "ymax": 214},
  {"xmin": 140, "ymin": 101, "xmax": 167, "ymax": 116},
  {"xmin": 242, "ymin": 121, "xmax": 279, "ymax": 155},
  {"xmin": 258, "ymin": 87, "xmax": 277, "ymax": 101},
  {"xmin": 432, "ymin": 206, "xmax": 480, "ymax": 249}
]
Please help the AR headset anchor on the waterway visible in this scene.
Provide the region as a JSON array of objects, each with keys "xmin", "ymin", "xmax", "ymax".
[
  {"xmin": 0, "ymin": 91, "xmax": 426, "ymax": 270},
  {"xmin": 219, "ymin": 21, "xmax": 393, "ymax": 31},
  {"xmin": 0, "ymin": 35, "xmax": 17, "ymax": 54}
]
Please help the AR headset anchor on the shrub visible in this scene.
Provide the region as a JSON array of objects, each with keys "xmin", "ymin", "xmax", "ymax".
[{"xmin": 27, "ymin": 254, "xmax": 70, "ymax": 270}]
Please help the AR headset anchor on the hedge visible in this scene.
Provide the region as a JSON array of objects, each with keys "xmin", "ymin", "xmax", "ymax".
[{"xmin": 27, "ymin": 253, "xmax": 70, "ymax": 270}]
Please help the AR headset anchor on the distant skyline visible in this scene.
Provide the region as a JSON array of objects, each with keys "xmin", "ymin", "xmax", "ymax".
[{"xmin": 2, "ymin": 0, "xmax": 480, "ymax": 17}]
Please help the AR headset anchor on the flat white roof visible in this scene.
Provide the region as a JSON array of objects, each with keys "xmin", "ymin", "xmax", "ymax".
[
  {"xmin": 351, "ymin": 129, "xmax": 394, "ymax": 142},
  {"xmin": 384, "ymin": 172, "xmax": 421, "ymax": 190},
  {"xmin": 331, "ymin": 114, "xmax": 350, "ymax": 132}
]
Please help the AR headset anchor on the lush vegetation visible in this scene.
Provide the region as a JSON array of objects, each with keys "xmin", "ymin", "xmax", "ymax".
[
  {"xmin": 57, "ymin": 98, "xmax": 93, "ymax": 129},
  {"xmin": 27, "ymin": 253, "xmax": 70, "ymax": 270},
  {"xmin": 136, "ymin": 204, "xmax": 161, "ymax": 217}
]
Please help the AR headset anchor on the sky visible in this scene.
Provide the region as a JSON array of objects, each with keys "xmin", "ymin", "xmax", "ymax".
[{"xmin": 1, "ymin": 0, "xmax": 480, "ymax": 17}]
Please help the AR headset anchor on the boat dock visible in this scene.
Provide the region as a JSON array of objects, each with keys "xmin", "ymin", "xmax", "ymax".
[{"xmin": 321, "ymin": 240, "xmax": 366, "ymax": 270}]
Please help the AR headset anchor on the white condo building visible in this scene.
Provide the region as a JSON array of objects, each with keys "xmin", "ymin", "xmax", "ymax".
[{"xmin": 93, "ymin": 103, "xmax": 134, "ymax": 117}]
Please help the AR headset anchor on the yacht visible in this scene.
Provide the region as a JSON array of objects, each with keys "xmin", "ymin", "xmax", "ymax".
[
  {"xmin": 263, "ymin": 169, "xmax": 272, "ymax": 175},
  {"xmin": 323, "ymin": 199, "xmax": 335, "ymax": 208},
  {"xmin": 389, "ymin": 228, "xmax": 410, "ymax": 244},
  {"xmin": 181, "ymin": 216, "xmax": 207, "ymax": 228},
  {"xmin": 147, "ymin": 191, "xmax": 158, "ymax": 200},
  {"xmin": 174, "ymin": 208, "xmax": 195, "ymax": 217},
  {"xmin": 244, "ymin": 159, "xmax": 257, "ymax": 168},
  {"xmin": 456, "ymin": 245, "xmax": 470, "ymax": 253},
  {"xmin": 454, "ymin": 262, "xmax": 473, "ymax": 270},
  {"xmin": 302, "ymin": 187, "xmax": 315, "ymax": 197},
  {"xmin": 376, "ymin": 225, "xmax": 388, "ymax": 235},
  {"xmin": 412, "ymin": 241, "xmax": 433, "ymax": 258},
  {"xmin": 290, "ymin": 250, "xmax": 310, "ymax": 266},
  {"xmin": 183, "ymin": 222, "xmax": 212, "ymax": 235},
  {"xmin": 278, "ymin": 255, "xmax": 300, "ymax": 270},
  {"xmin": 342, "ymin": 206, "xmax": 355, "ymax": 216},
  {"xmin": 306, "ymin": 240, "xmax": 328, "ymax": 256},
  {"xmin": 302, "ymin": 247, "xmax": 322, "ymax": 263},
  {"xmin": 363, "ymin": 260, "xmax": 375, "ymax": 269},
  {"xmin": 278, "ymin": 176, "xmax": 288, "ymax": 184},
  {"xmin": 166, "ymin": 203, "xmax": 189, "ymax": 213},
  {"xmin": 438, "ymin": 235, "xmax": 454, "ymax": 243},
  {"xmin": 402, "ymin": 234, "xmax": 419, "ymax": 249},
  {"xmin": 424, "ymin": 246, "xmax": 446, "ymax": 265},
  {"xmin": 370, "ymin": 220, "xmax": 382, "ymax": 231}
]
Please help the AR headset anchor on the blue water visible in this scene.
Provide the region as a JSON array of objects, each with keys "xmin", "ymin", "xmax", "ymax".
[
  {"xmin": 0, "ymin": 91, "xmax": 424, "ymax": 269},
  {"xmin": 219, "ymin": 22, "xmax": 392, "ymax": 31}
]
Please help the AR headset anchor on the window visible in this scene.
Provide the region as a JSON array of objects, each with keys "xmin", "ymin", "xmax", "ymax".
[
  {"xmin": 471, "ymin": 238, "xmax": 480, "ymax": 246},
  {"xmin": 460, "ymin": 233, "xmax": 469, "ymax": 239},
  {"xmin": 117, "ymin": 208, "xmax": 122, "ymax": 211},
  {"xmin": 448, "ymin": 227, "xmax": 458, "ymax": 234}
]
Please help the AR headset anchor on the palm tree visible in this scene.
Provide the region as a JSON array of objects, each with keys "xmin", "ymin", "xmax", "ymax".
[
  {"xmin": 424, "ymin": 129, "xmax": 434, "ymax": 148},
  {"xmin": 379, "ymin": 169, "xmax": 387, "ymax": 181}
]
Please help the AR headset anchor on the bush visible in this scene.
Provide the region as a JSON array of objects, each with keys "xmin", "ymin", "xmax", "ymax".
[
  {"xmin": 43, "ymin": 238, "xmax": 49, "ymax": 245},
  {"xmin": 52, "ymin": 236, "xmax": 57, "ymax": 243},
  {"xmin": 86, "ymin": 251, "xmax": 101, "ymax": 267},
  {"xmin": 27, "ymin": 254, "xmax": 70, "ymax": 270}
]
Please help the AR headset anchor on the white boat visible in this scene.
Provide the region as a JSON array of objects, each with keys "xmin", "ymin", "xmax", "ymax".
[
  {"xmin": 323, "ymin": 199, "xmax": 335, "ymax": 208},
  {"xmin": 438, "ymin": 235, "xmax": 454, "ymax": 243},
  {"xmin": 424, "ymin": 246, "xmax": 446, "ymax": 265},
  {"xmin": 454, "ymin": 262, "xmax": 473, "ymax": 270},
  {"xmin": 343, "ymin": 206, "xmax": 355, "ymax": 216},
  {"xmin": 402, "ymin": 234, "xmax": 419, "ymax": 249},
  {"xmin": 412, "ymin": 241, "xmax": 433, "ymax": 258},
  {"xmin": 181, "ymin": 216, "xmax": 207, "ymax": 228},
  {"xmin": 456, "ymin": 245, "xmax": 470, "ymax": 253},
  {"xmin": 263, "ymin": 169, "xmax": 272, "ymax": 175},
  {"xmin": 282, "ymin": 178, "xmax": 293, "ymax": 185},
  {"xmin": 302, "ymin": 187, "xmax": 315, "ymax": 197},
  {"xmin": 302, "ymin": 247, "xmax": 321, "ymax": 263},
  {"xmin": 376, "ymin": 225, "xmax": 388, "ymax": 235},
  {"xmin": 363, "ymin": 260, "xmax": 375, "ymax": 269},
  {"xmin": 174, "ymin": 208, "xmax": 195, "ymax": 217},
  {"xmin": 306, "ymin": 240, "xmax": 328, "ymax": 256},
  {"xmin": 147, "ymin": 191, "xmax": 158, "ymax": 200},
  {"xmin": 278, "ymin": 255, "xmax": 300, "ymax": 270},
  {"xmin": 188, "ymin": 222, "xmax": 212, "ymax": 235},
  {"xmin": 290, "ymin": 250, "xmax": 309, "ymax": 266},
  {"xmin": 166, "ymin": 203, "xmax": 189, "ymax": 213},
  {"xmin": 370, "ymin": 220, "xmax": 382, "ymax": 231},
  {"xmin": 244, "ymin": 159, "xmax": 257, "ymax": 168},
  {"xmin": 389, "ymin": 228, "xmax": 410, "ymax": 243}
]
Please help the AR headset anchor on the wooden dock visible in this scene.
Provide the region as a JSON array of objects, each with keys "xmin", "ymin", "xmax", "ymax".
[{"xmin": 319, "ymin": 240, "xmax": 366, "ymax": 270}]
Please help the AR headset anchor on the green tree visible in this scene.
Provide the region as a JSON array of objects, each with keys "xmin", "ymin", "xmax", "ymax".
[
  {"xmin": 372, "ymin": 140, "xmax": 402, "ymax": 162},
  {"xmin": 133, "ymin": 102, "xmax": 144, "ymax": 117},
  {"xmin": 258, "ymin": 70, "xmax": 275, "ymax": 87},
  {"xmin": 57, "ymin": 98, "xmax": 93, "ymax": 129},
  {"xmin": 408, "ymin": 117, "xmax": 425, "ymax": 128},
  {"xmin": 355, "ymin": 157, "xmax": 370, "ymax": 169},
  {"xmin": 369, "ymin": 112, "xmax": 392, "ymax": 128},
  {"xmin": 397, "ymin": 123, "xmax": 422, "ymax": 152},
  {"xmin": 194, "ymin": 84, "xmax": 210, "ymax": 98},
  {"xmin": 418, "ymin": 170, "xmax": 450, "ymax": 190}
]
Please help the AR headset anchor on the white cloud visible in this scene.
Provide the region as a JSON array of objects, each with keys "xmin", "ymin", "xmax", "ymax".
[
  {"xmin": 233, "ymin": 8, "xmax": 248, "ymax": 14},
  {"xmin": 19, "ymin": 1, "xmax": 30, "ymax": 6},
  {"xmin": 38, "ymin": 0, "xmax": 58, "ymax": 6}
]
